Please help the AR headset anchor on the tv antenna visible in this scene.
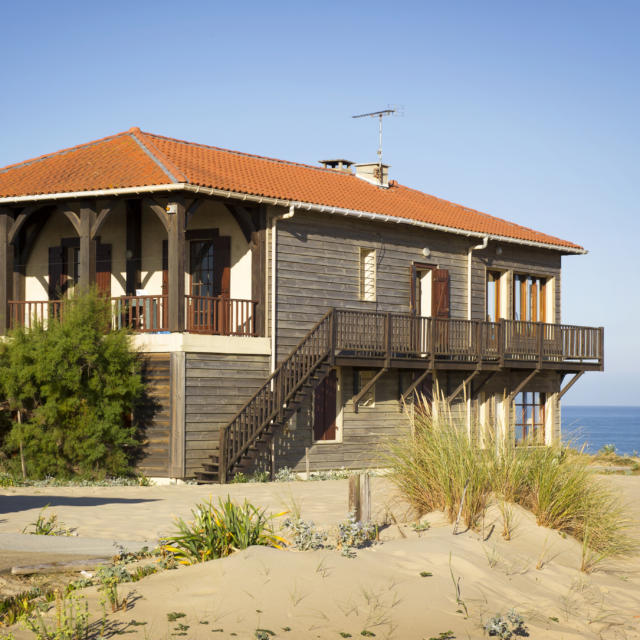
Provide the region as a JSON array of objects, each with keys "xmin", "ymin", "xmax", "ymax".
[{"xmin": 352, "ymin": 108, "xmax": 396, "ymax": 174}]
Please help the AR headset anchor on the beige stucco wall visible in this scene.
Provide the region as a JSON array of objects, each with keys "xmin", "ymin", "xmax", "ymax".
[
  {"xmin": 23, "ymin": 199, "xmax": 252, "ymax": 302},
  {"xmin": 25, "ymin": 211, "xmax": 77, "ymax": 301}
]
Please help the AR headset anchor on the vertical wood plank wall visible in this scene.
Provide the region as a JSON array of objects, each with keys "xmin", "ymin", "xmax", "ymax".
[
  {"xmin": 136, "ymin": 353, "xmax": 171, "ymax": 477},
  {"xmin": 184, "ymin": 353, "xmax": 270, "ymax": 477}
]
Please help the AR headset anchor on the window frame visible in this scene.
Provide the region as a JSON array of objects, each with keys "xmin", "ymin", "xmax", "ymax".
[
  {"xmin": 512, "ymin": 273, "xmax": 549, "ymax": 323},
  {"xmin": 354, "ymin": 368, "xmax": 376, "ymax": 408},
  {"xmin": 359, "ymin": 247, "xmax": 377, "ymax": 302},
  {"xmin": 513, "ymin": 391, "xmax": 546, "ymax": 445}
]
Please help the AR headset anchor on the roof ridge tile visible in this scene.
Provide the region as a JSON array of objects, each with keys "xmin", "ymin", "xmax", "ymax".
[{"xmin": 133, "ymin": 130, "xmax": 188, "ymax": 184}]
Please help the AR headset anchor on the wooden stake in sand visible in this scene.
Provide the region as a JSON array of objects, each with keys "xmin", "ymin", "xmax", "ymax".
[
  {"xmin": 452, "ymin": 480, "xmax": 469, "ymax": 535},
  {"xmin": 305, "ymin": 447, "xmax": 310, "ymax": 480},
  {"xmin": 348, "ymin": 473, "xmax": 371, "ymax": 523}
]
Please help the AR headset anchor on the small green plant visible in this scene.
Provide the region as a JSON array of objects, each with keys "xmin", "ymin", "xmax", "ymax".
[
  {"xmin": 411, "ymin": 520, "xmax": 430, "ymax": 532},
  {"xmin": 274, "ymin": 466, "xmax": 296, "ymax": 482},
  {"xmin": 429, "ymin": 633, "xmax": 455, "ymax": 640},
  {"xmin": 599, "ymin": 444, "xmax": 616, "ymax": 455},
  {"xmin": 96, "ymin": 565, "xmax": 130, "ymax": 612},
  {"xmin": 283, "ymin": 517, "xmax": 330, "ymax": 550},
  {"xmin": 339, "ymin": 634, "xmax": 352, "ymax": 638},
  {"xmin": 484, "ymin": 609, "xmax": 528, "ymax": 638},
  {"xmin": 230, "ymin": 472, "xmax": 249, "ymax": 484},
  {"xmin": 360, "ymin": 631, "xmax": 375, "ymax": 637},
  {"xmin": 255, "ymin": 629, "xmax": 275, "ymax": 639},
  {"xmin": 22, "ymin": 589, "xmax": 89, "ymax": 640},
  {"xmin": 167, "ymin": 612, "xmax": 186, "ymax": 622},
  {"xmin": 336, "ymin": 511, "xmax": 377, "ymax": 556},
  {"xmin": 449, "ymin": 554, "xmax": 468, "ymax": 618},
  {"xmin": 419, "ymin": 571, "xmax": 433, "ymax": 577},
  {"xmin": 164, "ymin": 496, "xmax": 286, "ymax": 564},
  {"xmin": 22, "ymin": 506, "xmax": 73, "ymax": 536}
]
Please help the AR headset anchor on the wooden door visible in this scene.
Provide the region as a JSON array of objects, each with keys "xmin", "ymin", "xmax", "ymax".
[
  {"xmin": 96, "ymin": 243, "xmax": 112, "ymax": 297},
  {"xmin": 314, "ymin": 369, "xmax": 337, "ymax": 441},
  {"xmin": 432, "ymin": 268, "xmax": 450, "ymax": 352}
]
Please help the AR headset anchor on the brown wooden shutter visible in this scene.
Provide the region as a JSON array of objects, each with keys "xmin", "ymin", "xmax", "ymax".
[
  {"xmin": 48, "ymin": 246, "xmax": 64, "ymax": 300},
  {"xmin": 409, "ymin": 264, "xmax": 417, "ymax": 314},
  {"xmin": 432, "ymin": 269, "xmax": 450, "ymax": 318},
  {"xmin": 214, "ymin": 236, "xmax": 231, "ymax": 297},
  {"xmin": 161, "ymin": 240, "xmax": 168, "ymax": 297},
  {"xmin": 96, "ymin": 243, "xmax": 112, "ymax": 297}
]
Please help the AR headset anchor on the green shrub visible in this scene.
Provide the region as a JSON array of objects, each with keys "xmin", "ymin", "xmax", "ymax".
[
  {"xmin": 0, "ymin": 289, "xmax": 144, "ymax": 479},
  {"xmin": 386, "ymin": 401, "xmax": 637, "ymax": 570},
  {"xmin": 164, "ymin": 496, "xmax": 287, "ymax": 564}
]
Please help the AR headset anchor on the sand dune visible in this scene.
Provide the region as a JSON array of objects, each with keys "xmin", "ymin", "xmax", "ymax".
[{"xmin": 1, "ymin": 476, "xmax": 639, "ymax": 639}]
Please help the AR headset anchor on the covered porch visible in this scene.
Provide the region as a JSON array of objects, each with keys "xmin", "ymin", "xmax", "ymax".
[{"xmin": 0, "ymin": 194, "xmax": 267, "ymax": 338}]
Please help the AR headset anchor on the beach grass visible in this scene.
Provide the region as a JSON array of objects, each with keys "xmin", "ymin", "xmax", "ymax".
[{"xmin": 386, "ymin": 400, "xmax": 638, "ymax": 571}]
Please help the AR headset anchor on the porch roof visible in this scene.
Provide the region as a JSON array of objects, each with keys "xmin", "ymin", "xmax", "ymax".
[{"xmin": 0, "ymin": 127, "xmax": 584, "ymax": 253}]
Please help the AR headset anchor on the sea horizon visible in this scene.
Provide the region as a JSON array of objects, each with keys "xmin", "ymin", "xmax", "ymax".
[{"xmin": 562, "ymin": 405, "xmax": 640, "ymax": 456}]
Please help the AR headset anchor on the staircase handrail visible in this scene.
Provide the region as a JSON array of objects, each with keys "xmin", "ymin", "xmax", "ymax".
[{"xmin": 219, "ymin": 308, "xmax": 335, "ymax": 481}]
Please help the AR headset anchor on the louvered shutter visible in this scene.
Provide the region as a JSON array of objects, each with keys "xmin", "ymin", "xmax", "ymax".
[{"xmin": 432, "ymin": 269, "xmax": 450, "ymax": 318}]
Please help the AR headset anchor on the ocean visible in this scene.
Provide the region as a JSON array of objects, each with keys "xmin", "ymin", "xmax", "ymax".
[{"xmin": 562, "ymin": 406, "xmax": 640, "ymax": 456}]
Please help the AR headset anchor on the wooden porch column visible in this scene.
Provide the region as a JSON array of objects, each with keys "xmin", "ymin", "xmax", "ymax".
[
  {"xmin": 0, "ymin": 209, "xmax": 13, "ymax": 335},
  {"xmin": 78, "ymin": 204, "xmax": 97, "ymax": 291},
  {"xmin": 167, "ymin": 200, "xmax": 186, "ymax": 332}
]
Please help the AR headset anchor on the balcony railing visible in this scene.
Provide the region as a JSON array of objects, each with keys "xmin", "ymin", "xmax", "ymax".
[
  {"xmin": 333, "ymin": 311, "xmax": 603, "ymax": 368},
  {"xmin": 8, "ymin": 296, "xmax": 258, "ymax": 337},
  {"xmin": 186, "ymin": 296, "xmax": 256, "ymax": 336}
]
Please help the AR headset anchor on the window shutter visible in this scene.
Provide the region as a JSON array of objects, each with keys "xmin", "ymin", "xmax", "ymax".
[
  {"xmin": 432, "ymin": 268, "xmax": 450, "ymax": 318},
  {"xmin": 96, "ymin": 243, "xmax": 112, "ymax": 297},
  {"xmin": 409, "ymin": 264, "xmax": 417, "ymax": 314},
  {"xmin": 162, "ymin": 240, "xmax": 168, "ymax": 297},
  {"xmin": 48, "ymin": 246, "xmax": 64, "ymax": 300},
  {"xmin": 215, "ymin": 236, "xmax": 231, "ymax": 297}
]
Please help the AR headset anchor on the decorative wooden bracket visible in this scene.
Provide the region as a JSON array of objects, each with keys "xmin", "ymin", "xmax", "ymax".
[
  {"xmin": 471, "ymin": 371, "xmax": 498, "ymax": 398},
  {"xmin": 507, "ymin": 368, "xmax": 541, "ymax": 403},
  {"xmin": 558, "ymin": 371, "xmax": 585, "ymax": 400},
  {"xmin": 353, "ymin": 367, "xmax": 388, "ymax": 414},
  {"xmin": 90, "ymin": 204, "xmax": 113, "ymax": 239},
  {"xmin": 447, "ymin": 368, "xmax": 481, "ymax": 403},
  {"xmin": 400, "ymin": 368, "xmax": 433, "ymax": 405}
]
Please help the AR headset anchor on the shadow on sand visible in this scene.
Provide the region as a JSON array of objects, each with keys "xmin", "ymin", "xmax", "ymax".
[{"xmin": 0, "ymin": 495, "xmax": 161, "ymax": 515}]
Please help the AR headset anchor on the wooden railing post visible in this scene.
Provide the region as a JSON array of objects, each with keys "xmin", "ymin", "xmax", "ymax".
[
  {"xmin": 498, "ymin": 319, "xmax": 505, "ymax": 367},
  {"xmin": 385, "ymin": 313, "xmax": 392, "ymax": 366},
  {"xmin": 218, "ymin": 428, "xmax": 227, "ymax": 484},
  {"xmin": 0, "ymin": 210, "xmax": 13, "ymax": 336},
  {"xmin": 599, "ymin": 326, "xmax": 605, "ymax": 371},
  {"xmin": 537, "ymin": 322, "xmax": 544, "ymax": 367},
  {"xmin": 329, "ymin": 308, "xmax": 337, "ymax": 365}
]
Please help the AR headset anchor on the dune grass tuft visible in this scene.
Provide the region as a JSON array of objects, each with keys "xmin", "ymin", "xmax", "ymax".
[{"xmin": 386, "ymin": 400, "xmax": 637, "ymax": 571}]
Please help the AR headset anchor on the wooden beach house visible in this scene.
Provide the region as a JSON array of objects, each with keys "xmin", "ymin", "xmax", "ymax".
[{"xmin": 0, "ymin": 128, "xmax": 603, "ymax": 481}]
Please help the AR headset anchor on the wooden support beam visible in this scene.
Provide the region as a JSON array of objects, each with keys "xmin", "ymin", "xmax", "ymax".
[
  {"xmin": 447, "ymin": 368, "xmax": 481, "ymax": 403},
  {"xmin": 557, "ymin": 371, "xmax": 585, "ymax": 401},
  {"xmin": 62, "ymin": 208, "xmax": 82, "ymax": 235},
  {"xmin": 78, "ymin": 204, "xmax": 97, "ymax": 290},
  {"xmin": 507, "ymin": 368, "xmax": 540, "ymax": 403},
  {"xmin": 90, "ymin": 203, "xmax": 113, "ymax": 239},
  {"xmin": 353, "ymin": 367, "xmax": 388, "ymax": 413},
  {"xmin": 471, "ymin": 371, "xmax": 499, "ymax": 398},
  {"xmin": 0, "ymin": 209, "xmax": 13, "ymax": 335},
  {"xmin": 144, "ymin": 199, "xmax": 171, "ymax": 233},
  {"xmin": 224, "ymin": 203, "xmax": 257, "ymax": 243},
  {"xmin": 167, "ymin": 199, "xmax": 186, "ymax": 332},
  {"xmin": 400, "ymin": 368, "xmax": 433, "ymax": 405}
]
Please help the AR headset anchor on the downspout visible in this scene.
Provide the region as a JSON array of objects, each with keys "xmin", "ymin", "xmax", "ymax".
[
  {"xmin": 271, "ymin": 204, "xmax": 295, "ymax": 373},
  {"xmin": 467, "ymin": 236, "xmax": 488, "ymax": 320}
]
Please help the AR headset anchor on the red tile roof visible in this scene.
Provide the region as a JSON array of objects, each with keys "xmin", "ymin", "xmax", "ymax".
[{"xmin": 0, "ymin": 127, "xmax": 583, "ymax": 252}]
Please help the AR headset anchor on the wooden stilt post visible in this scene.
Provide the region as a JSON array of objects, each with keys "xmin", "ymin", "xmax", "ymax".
[
  {"xmin": 348, "ymin": 473, "xmax": 371, "ymax": 523},
  {"xmin": 0, "ymin": 209, "xmax": 13, "ymax": 335},
  {"xmin": 305, "ymin": 446, "xmax": 310, "ymax": 480}
]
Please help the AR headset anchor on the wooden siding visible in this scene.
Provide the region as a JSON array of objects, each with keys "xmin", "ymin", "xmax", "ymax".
[
  {"xmin": 274, "ymin": 211, "xmax": 470, "ymax": 363},
  {"xmin": 274, "ymin": 367, "xmax": 412, "ymax": 472},
  {"xmin": 136, "ymin": 353, "xmax": 171, "ymax": 477},
  {"xmin": 184, "ymin": 353, "xmax": 270, "ymax": 477}
]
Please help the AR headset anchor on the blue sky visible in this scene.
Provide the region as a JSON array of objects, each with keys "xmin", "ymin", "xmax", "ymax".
[{"xmin": 1, "ymin": 1, "xmax": 638, "ymax": 404}]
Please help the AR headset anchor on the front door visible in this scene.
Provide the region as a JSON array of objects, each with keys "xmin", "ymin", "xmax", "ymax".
[{"xmin": 313, "ymin": 369, "xmax": 337, "ymax": 441}]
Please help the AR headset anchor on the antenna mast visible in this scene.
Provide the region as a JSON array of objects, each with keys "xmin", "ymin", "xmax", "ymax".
[{"xmin": 352, "ymin": 108, "xmax": 396, "ymax": 184}]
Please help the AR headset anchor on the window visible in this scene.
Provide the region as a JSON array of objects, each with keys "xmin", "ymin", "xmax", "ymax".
[
  {"xmin": 354, "ymin": 369, "xmax": 376, "ymax": 408},
  {"xmin": 486, "ymin": 270, "xmax": 504, "ymax": 322},
  {"xmin": 513, "ymin": 275, "xmax": 547, "ymax": 322},
  {"xmin": 359, "ymin": 248, "xmax": 376, "ymax": 301},
  {"xmin": 514, "ymin": 391, "xmax": 545, "ymax": 444}
]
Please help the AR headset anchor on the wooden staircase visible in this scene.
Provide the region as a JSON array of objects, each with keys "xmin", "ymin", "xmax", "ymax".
[{"xmin": 195, "ymin": 309, "xmax": 336, "ymax": 483}]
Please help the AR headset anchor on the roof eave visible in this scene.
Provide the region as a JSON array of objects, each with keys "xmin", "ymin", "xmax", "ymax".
[{"xmin": 0, "ymin": 183, "xmax": 587, "ymax": 255}]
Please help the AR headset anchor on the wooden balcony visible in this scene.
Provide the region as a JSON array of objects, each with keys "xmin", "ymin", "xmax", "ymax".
[
  {"xmin": 7, "ymin": 296, "xmax": 258, "ymax": 337},
  {"xmin": 333, "ymin": 310, "xmax": 603, "ymax": 371}
]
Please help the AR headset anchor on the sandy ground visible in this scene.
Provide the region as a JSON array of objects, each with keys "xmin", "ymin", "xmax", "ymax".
[{"xmin": 1, "ymin": 476, "xmax": 639, "ymax": 639}]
